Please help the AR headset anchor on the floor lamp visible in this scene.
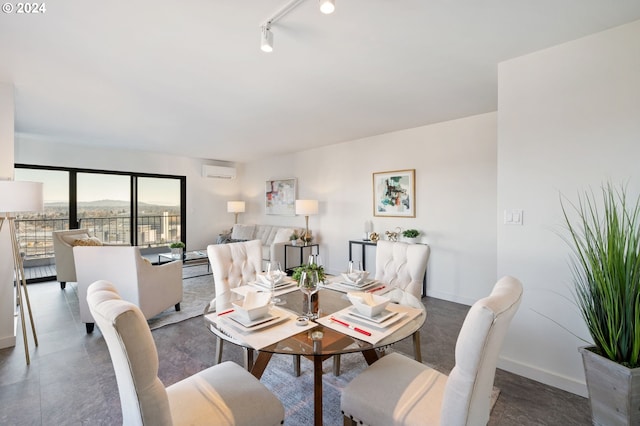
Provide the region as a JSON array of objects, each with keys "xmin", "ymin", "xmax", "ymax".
[{"xmin": 0, "ymin": 180, "xmax": 43, "ymax": 365}]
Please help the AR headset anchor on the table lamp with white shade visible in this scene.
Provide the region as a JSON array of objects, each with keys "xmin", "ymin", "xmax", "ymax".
[
  {"xmin": 0, "ymin": 180, "xmax": 43, "ymax": 365},
  {"xmin": 295, "ymin": 199, "xmax": 318, "ymax": 245},
  {"xmin": 227, "ymin": 201, "xmax": 245, "ymax": 224}
]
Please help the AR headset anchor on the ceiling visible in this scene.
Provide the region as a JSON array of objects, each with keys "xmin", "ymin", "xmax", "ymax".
[{"xmin": 2, "ymin": 1, "xmax": 640, "ymax": 163}]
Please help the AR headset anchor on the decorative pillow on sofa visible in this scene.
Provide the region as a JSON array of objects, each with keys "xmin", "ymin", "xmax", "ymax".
[
  {"xmin": 231, "ymin": 224, "xmax": 256, "ymax": 241},
  {"xmin": 72, "ymin": 237, "xmax": 103, "ymax": 246},
  {"xmin": 274, "ymin": 228, "xmax": 296, "ymax": 244}
]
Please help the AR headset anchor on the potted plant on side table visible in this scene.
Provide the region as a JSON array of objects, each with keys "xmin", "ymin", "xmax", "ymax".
[
  {"xmin": 169, "ymin": 241, "xmax": 186, "ymax": 259},
  {"xmin": 562, "ymin": 183, "xmax": 640, "ymax": 426},
  {"xmin": 402, "ymin": 229, "xmax": 420, "ymax": 243}
]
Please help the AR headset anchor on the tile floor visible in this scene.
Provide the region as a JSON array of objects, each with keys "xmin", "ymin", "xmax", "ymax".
[{"xmin": 0, "ymin": 279, "xmax": 591, "ymax": 425}]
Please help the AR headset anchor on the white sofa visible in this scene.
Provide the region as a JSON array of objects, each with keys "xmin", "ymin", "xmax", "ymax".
[
  {"xmin": 226, "ymin": 224, "xmax": 305, "ymax": 270},
  {"xmin": 52, "ymin": 229, "xmax": 128, "ymax": 290},
  {"xmin": 74, "ymin": 246, "xmax": 183, "ymax": 333}
]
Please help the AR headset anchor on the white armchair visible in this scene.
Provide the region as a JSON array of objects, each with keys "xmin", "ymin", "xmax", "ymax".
[
  {"xmin": 52, "ymin": 229, "xmax": 128, "ymax": 290},
  {"xmin": 74, "ymin": 246, "xmax": 182, "ymax": 333}
]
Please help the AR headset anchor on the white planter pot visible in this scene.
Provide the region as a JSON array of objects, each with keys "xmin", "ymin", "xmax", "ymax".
[
  {"xmin": 404, "ymin": 237, "xmax": 418, "ymax": 244},
  {"xmin": 580, "ymin": 346, "xmax": 640, "ymax": 425}
]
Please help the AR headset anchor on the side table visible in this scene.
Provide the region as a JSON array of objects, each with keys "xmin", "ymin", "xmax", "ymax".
[{"xmin": 284, "ymin": 243, "xmax": 319, "ymax": 273}]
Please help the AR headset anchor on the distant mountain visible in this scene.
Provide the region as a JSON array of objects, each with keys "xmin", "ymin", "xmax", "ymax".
[{"xmin": 44, "ymin": 200, "xmax": 176, "ymax": 208}]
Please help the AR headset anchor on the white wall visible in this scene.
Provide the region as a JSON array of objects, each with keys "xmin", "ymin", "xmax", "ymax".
[
  {"xmin": 240, "ymin": 112, "xmax": 498, "ymax": 304},
  {"xmin": 14, "ymin": 135, "xmax": 241, "ymax": 250},
  {"xmin": 497, "ymin": 20, "xmax": 640, "ymax": 396},
  {"xmin": 0, "ymin": 83, "xmax": 16, "ymax": 349}
]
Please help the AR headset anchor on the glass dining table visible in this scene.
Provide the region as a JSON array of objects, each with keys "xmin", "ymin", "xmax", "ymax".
[{"xmin": 204, "ymin": 284, "xmax": 426, "ymax": 426}]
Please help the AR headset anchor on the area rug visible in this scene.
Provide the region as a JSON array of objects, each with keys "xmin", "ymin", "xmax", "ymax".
[
  {"xmin": 260, "ymin": 352, "xmax": 500, "ymax": 426},
  {"xmin": 147, "ymin": 265, "xmax": 214, "ymax": 330}
]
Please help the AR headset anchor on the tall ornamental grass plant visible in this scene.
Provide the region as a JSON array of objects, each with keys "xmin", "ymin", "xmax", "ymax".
[{"xmin": 562, "ymin": 183, "xmax": 640, "ymax": 367}]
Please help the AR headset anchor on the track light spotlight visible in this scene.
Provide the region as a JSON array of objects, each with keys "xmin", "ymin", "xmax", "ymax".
[
  {"xmin": 261, "ymin": 25, "xmax": 274, "ymax": 52},
  {"xmin": 319, "ymin": 0, "xmax": 335, "ymax": 14}
]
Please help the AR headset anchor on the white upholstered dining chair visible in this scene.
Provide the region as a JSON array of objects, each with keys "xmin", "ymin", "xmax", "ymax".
[
  {"xmin": 87, "ymin": 280, "xmax": 285, "ymax": 426},
  {"xmin": 206, "ymin": 240, "xmax": 264, "ymax": 369},
  {"xmin": 341, "ymin": 275, "xmax": 523, "ymax": 426},
  {"xmin": 334, "ymin": 240, "xmax": 430, "ymax": 375}
]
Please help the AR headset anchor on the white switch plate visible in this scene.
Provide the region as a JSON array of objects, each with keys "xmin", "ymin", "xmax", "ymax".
[{"xmin": 504, "ymin": 209, "xmax": 523, "ymax": 225}]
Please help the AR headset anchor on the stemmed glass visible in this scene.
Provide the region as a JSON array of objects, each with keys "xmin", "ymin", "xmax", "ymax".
[
  {"xmin": 266, "ymin": 261, "xmax": 285, "ymax": 305},
  {"xmin": 299, "ymin": 269, "xmax": 319, "ymax": 319}
]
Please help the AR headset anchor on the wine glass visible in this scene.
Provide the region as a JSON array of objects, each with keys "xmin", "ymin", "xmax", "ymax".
[
  {"xmin": 299, "ymin": 269, "xmax": 319, "ymax": 319},
  {"xmin": 266, "ymin": 261, "xmax": 285, "ymax": 305}
]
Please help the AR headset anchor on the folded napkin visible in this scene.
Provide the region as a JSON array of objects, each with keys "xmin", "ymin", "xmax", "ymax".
[
  {"xmin": 258, "ymin": 272, "xmax": 284, "ymax": 286},
  {"xmin": 243, "ymin": 289, "xmax": 271, "ymax": 308},
  {"xmin": 341, "ymin": 271, "xmax": 369, "ymax": 284},
  {"xmin": 348, "ymin": 291, "xmax": 376, "ymax": 305}
]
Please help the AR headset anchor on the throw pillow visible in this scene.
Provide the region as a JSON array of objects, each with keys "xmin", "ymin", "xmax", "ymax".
[
  {"xmin": 231, "ymin": 224, "xmax": 256, "ymax": 241},
  {"xmin": 62, "ymin": 233, "xmax": 90, "ymax": 245},
  {"xmin": 274, "ymin": 228, "xmax": 295, "ymax": 244},
  {"xmin": 72, "ymin": 237, "xmax": 103, "ymax": 246}
]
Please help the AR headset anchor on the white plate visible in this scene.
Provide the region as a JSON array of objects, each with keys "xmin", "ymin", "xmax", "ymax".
[
  {"xmin": 253, "ymin": 280, "xmax": 295, "ymax": 290},
  {"xmin": 335, "ymin": 280, "xmax": 378, "ymax": 292},
  {"xmin": 347, "ymin": 308, "xmax": 406, "ymax": 328},
  {"xmin": 340, "ymin": 278, "xmax": 375, "ymax": 288},
  {"xmin": 227, "ymin": 312, "xmax": 284, "ymax": 329}
]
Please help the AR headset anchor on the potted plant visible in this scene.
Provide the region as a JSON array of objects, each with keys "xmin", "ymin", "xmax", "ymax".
[
  {"xmin": 292, "ymin": 262, "xmax": 326, "ymax": 284},
  {"xmin": 292, "ymin": 262, "xmax": 326, "ymax": 316},
  {"xmin": 402, "ymin": 229, "xmax": 420, "ymax": 243},
  {"xmin": 169, "ymin": 241, "xmax": 185, "ymax": 258},
  {"xmin": 561, "ymin": 183, "xmax": 640, "ymax": 425},
  {"xmin": 289, "ymin": 231, "xmax": 299, "ymax": 246}
]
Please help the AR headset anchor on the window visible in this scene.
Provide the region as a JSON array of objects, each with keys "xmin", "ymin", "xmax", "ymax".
[{"xmin": 14, "ymin": 165, "xmax": 186, "ymax": 263}]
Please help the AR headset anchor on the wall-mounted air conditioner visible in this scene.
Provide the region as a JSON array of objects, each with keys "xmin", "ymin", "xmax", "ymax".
[{"xmin": 202, "ymin": 165, "xmax": 236, "ymax": 179}]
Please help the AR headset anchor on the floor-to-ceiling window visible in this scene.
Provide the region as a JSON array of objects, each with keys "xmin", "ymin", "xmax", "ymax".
[{"xmin": 14, "ymin": 165, "xmax": 186, "ymax": 265}]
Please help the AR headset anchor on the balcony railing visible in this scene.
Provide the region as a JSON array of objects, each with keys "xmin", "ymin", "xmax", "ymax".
[{"xmin": 15, "ymin": 214, "xmax": 182, "ymax": 261}]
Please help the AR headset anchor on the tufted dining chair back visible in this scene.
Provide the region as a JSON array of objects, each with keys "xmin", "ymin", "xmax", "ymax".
[
  {"xmin": 374, "ymin": 240, "xmax": 430, "ymax": 298},
  {"xmin": 207, "ymin": 239, "xmax": 262, "ymax": 312},
  {"xmin": 341, "ymin": 276, "xmax": 523, "ymax": 426},
  {"xmin": 88, "ymin": 280, "xmax": 285, "ymax": 426}
]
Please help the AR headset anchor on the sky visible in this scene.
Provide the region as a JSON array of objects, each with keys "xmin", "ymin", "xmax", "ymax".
[{"xmin": 15, "ymin": 169, "xmax": 180, "ymax": 206}]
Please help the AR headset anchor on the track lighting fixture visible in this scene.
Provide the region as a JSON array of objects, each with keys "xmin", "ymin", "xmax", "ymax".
[
  {"xmin": 260, "ymin": 25, "xmax": 274, "ymax": 53},
  {"xmin": 319, "ymin": 0, "xmax": 335, "ymax": 14},
  {"xmin": 259, "ymin": 0, "xmax": 336, "ymax": 52}
]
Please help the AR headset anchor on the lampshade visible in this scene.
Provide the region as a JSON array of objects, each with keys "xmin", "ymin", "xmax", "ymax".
[
  {"xmin": 227, "ymin": 201, "xmax": 246, "ymax": 213},
  {"xmin": 295, "ymin": 199, "xmax": 319, "ymax": 216},
  {"xmin": 0, "ymin": 181, "xmax": 44, "ymax": 213}
]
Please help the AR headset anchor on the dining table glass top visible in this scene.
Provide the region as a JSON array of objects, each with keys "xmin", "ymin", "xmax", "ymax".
[{"xmin": 204, "ymin": 285, "xmax": 426, "ymax": 357}]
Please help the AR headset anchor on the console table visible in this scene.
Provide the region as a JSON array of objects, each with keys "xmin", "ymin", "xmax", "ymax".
[{"xmin": 348, "ymin": 239, "xmax": 428, "ymax": 297}]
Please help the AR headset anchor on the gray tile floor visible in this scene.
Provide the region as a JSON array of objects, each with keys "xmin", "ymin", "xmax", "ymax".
[{"xmin": 0, "ymin": 278, "xmax": 591, "ymax": 425}]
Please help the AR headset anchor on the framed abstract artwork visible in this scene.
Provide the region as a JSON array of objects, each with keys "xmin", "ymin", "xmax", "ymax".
[
  {"xmin": 265, "ymin": 178, "xmax": 297, "ymax": 215},
  {"xmin": 372, "ymin": 169, "xmax": 416, "ymax": 217}
]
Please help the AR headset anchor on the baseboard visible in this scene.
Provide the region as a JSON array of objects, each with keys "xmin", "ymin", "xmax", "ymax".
[
  {"xmin": 0, "ymin": 330, "xmax": 16, "ymax": 349},
  {"xmin": 498, "ymin": 355, "xmax": 588, "ymax": 397}
]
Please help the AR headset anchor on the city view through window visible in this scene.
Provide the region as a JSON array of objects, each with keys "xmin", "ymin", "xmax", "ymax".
[{"xmin": 14, "ymin": 168, "xmax": 184, "ymax": 263}]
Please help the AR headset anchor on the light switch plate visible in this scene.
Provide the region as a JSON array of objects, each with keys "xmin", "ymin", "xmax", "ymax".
[{"xmin": 504, "ymin": 209, "xmax": 523, "ymax": 225}]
